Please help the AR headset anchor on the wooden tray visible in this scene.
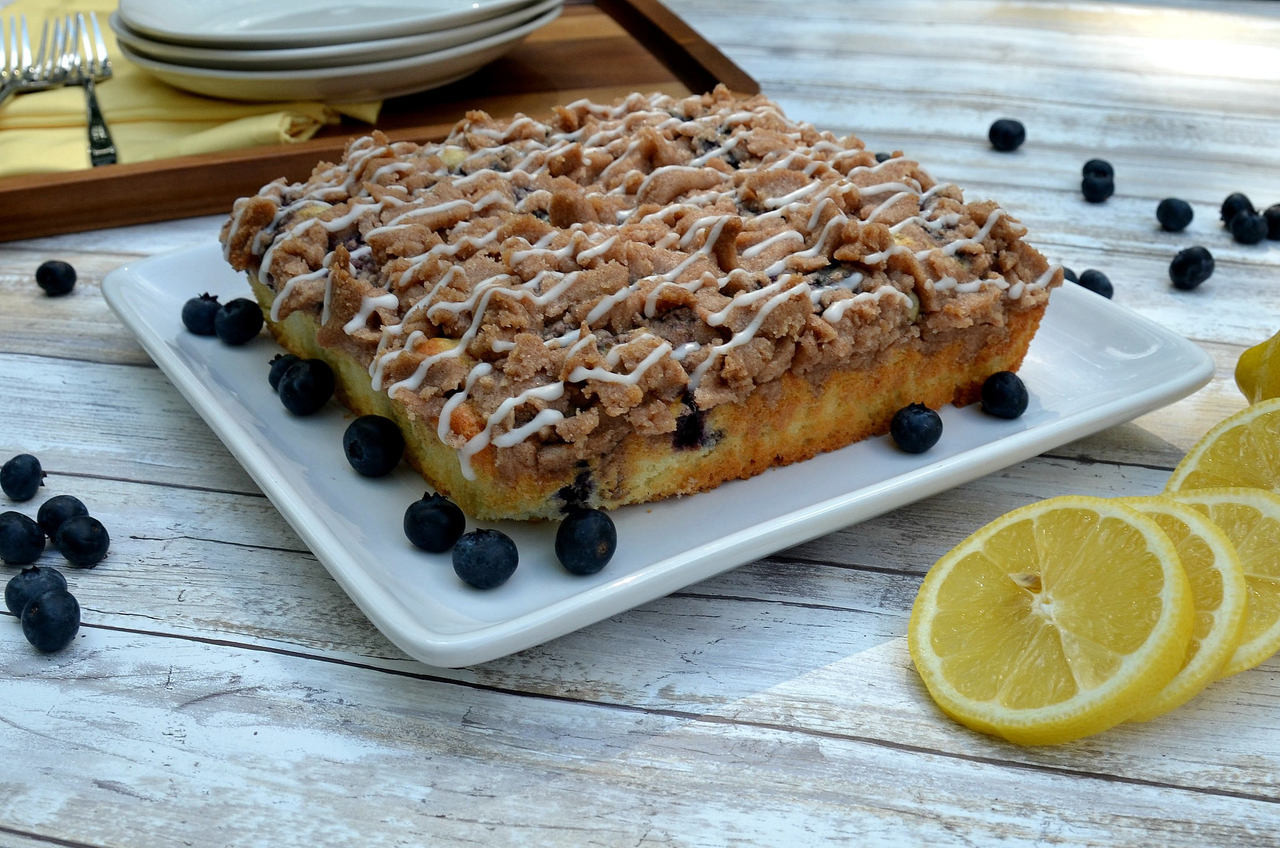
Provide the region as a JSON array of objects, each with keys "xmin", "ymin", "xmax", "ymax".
[{"xmin": 0, "ymin": 0, "xmax": 756, "ymax": 242}]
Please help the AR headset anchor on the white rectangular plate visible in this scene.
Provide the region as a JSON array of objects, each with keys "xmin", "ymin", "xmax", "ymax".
[{"xmin": 104, "ymin": 243, "xmax": 1213, "ymax": 667}]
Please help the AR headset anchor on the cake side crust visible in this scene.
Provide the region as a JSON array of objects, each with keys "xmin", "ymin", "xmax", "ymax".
[{"xmin": 252, "ymin": 275, "xmax": 1048, "ymax": 519}]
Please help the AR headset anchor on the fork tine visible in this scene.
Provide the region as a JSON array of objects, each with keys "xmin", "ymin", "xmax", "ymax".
[
  {"xmin": 90, "ymin": 12, "xmax": 110, "ymax": 78},
  {"xmin": 34, "ymin": 19, "xmax": 49, "ymax": 75},
  {"xmin": 2, "ymin": 18, "xmax": 10, "ymax": 78},
  {"xmin": 18, "ymin": 15, "xmax": 30, "ymax": 70}
]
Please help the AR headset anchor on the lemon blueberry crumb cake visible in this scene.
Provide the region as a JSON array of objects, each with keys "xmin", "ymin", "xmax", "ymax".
[{"xmin": 220, "ymin": 87, "xmax": 1061, "ymax": 520}]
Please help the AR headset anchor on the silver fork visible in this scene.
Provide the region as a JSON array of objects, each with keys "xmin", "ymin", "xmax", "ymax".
[
  {"xmin": 0, "ymin": 15, "xmax": 45, "ymax": 106},
  {"xmin": 68, "ymin": 12, "xmax": 116, "ymax": 166}
]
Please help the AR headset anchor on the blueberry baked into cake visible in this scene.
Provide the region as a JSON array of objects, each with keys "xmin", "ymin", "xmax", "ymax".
[{"xmin": 220, "ymin": 87, "xmax": 1060, "ymax": 520}]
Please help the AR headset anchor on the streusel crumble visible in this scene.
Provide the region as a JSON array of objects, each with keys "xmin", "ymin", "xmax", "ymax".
[{"xmin": 221, "ymin": 87, "xmax": 1060, "ymax": 519}]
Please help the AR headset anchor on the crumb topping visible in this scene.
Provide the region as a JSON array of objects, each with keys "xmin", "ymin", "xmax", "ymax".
[{"xmin": 220, "ymin": 87, "xmax": 1059, "ymax": 481}]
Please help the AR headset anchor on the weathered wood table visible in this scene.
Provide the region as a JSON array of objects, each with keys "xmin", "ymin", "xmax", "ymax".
[{"xmin": 2, "ymin": 1, "xmax": 1278, "ymax": 844}]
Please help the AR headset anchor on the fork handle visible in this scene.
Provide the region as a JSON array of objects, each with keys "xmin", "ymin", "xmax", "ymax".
[{"xmin": 83, "ymin": 77, "xmax": 117, "ymax": 167}]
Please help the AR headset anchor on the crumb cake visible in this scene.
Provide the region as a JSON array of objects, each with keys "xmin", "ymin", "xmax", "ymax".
[{"xmin": 220, "ymin": 87, "xmax": 1061, "ymax": 520}]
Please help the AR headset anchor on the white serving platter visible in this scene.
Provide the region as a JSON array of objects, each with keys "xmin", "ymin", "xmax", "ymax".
[
  {"xmin": 104, "ymin": 243, "xmax": 1214, "ymax": 667},
  {"xmin": 109, "ymin": 1, "xmax": 562, "ymax": 72},
  {"xmin": 117, "ymin": 0, "xmax": 542, "ymax": 48},
  {"xmin": 116, "ymin": 6, "xmax": 560, "ymax": 103}
]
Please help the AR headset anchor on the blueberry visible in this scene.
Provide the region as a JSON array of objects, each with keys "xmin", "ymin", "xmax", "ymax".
[
  {"xmin": 452, "ymin": 529, "xmax": 518, "ymax": 590},
  {"xmin": 1062, "ymin": 267, "xmax": 1078, "ymax": 283},
  {"xmin": 5, "ymin": 565, "xmax": 67, "ymax": 616},
  {"xmin": 1265, "ymin": 204, "xmax": 1280, "ymax": 240},
  {"xmin": 1081, "ymin": 174, "xmax": 1114, "ymax": 203},
  {"xmin": 343, "ymin": 415, "xmax": 405, "ymax": 477},
  {"xmin": 1156, "ymin": 198, "xmax": 1193, "ymax": 232},
  {"xmin": 54, "ymin": 515, "xmax": 109, "ymax": 568},
  {"xmin": 0, "ymin": 511, "xmax": 45, "ymax": 565},
  {"xmin": 1, "ymin": 454, "xmax": 43, "ymax": 501},
  {"xmin": 1231, "ymin": 211, "xmax": 1268, "ymax": 245},
  {"xmin": 874, "ymin": 151, "xmax": 892, "ymax": 163},
  {"xmin": 1082, "ymin": 159, "xmax": 1114, "ymax": 180},
  {"xmin": 36, "ymin": 494, "xmax": 88, "ymax": 538},
  {"xmin": 1076, "ymin": 269, "xmax": 1114, "ymax": 298},
  {"xmin": 268, "ymin": 353, "xmax": 301, "ymax": 391},
  {"xmin": 980, "ymin": 371, "xmax": 1029, "ymax": 420},
  {"xmin": 277, "ymin": 359, "xmax": 335, "ymax": 416},
  {"xmin": 555, "ymin": 508, "xmax": 617, "ymax": 576},
  {"xmin": 21, "ymin": 589, "xmax": 79, "ymax": 652},
  {"xmin": 1220, "ymin": 192, "xmax": 1254, "ymax": 226},
  {"xmin": 35, "ymin": 260, "xmax": 76, "ymax": 296},
  {"xmin": 890, "ymin": 403, "xmax": 942, "ymax": 454},
  {"xmin": 403, "ymin": 493, "xmax": 465, "ymax": 553},
  {"xmin": 988, "ymin": 119, "xmax": 1025, "ymax": 152},
  {"xmin": 181, "ymin": 293, "xmax": 221, "ymax": 336},
  {"xmin": 214, "ymin": 297, "xmax": 264, "ymax": 345},
  {"xmin": 1169, "ymin": 246, "xmax": 1214, "ymax": 291}
]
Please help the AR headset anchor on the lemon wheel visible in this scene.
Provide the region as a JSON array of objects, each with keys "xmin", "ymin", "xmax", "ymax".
[
  {"xmin": 1118, "ymin": 496, "xmax": 1247, "ymax": 720},
  {"xmin": 1166, "ymin": 397, "xmax": 1280, "ymax": 494},
  {"xmin": 908, "ymin": 495, "xmax": 1193, "ymax": 745},
  {"xmin": 1170, "ymin": 488, "xmax": 1280, "ymax": 677}
]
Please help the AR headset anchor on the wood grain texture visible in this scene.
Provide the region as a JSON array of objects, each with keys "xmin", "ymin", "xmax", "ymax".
[{"xmin": 1, "ymin": 1, "xmax": 1279, "ymax": 845}]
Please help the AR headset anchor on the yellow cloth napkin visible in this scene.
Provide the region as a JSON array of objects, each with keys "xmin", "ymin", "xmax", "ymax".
[{"xmin": 0, "ymin": 0, "xmax": 381, "ymax": 176}]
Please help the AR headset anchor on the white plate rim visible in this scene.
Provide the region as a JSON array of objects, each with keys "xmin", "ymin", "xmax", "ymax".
[
  {"xmin": 103, "ymin": 242, "xmax": 1214, "ymax": 667},
  {"xmin": 109, "ymin": 1, "xmax": 562, "ymax": 72},
  {"xmin": 117, "ymin": 0, "xmax": 541, "ymax": 48},
  {"xmin": 116, "ymin": 6, "xmax": 560, "ymax": 103}
]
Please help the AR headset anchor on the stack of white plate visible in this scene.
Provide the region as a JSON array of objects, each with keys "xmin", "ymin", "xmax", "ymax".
[{"xmin": 111, "ymin": 0, "xmax": 563, "ymax": 102}]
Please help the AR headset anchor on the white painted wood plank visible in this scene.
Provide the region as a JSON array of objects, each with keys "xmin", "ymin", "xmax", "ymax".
[
  {"xmin": 2, "ymin": 456, "xmax": 1276, "ymax": 800},
  {"xmin": 0, "ymin": 626, "xmax": 1275, "ymax": 848}
]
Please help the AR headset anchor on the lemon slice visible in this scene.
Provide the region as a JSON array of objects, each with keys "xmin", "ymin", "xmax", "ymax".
[
  {"xmin": 1169, "ymin": 487, "xmax": 1280, "ymax": 677},
  {"xmin": 1116, "ymin": 496, "xmax": 1247, "ymax": 720},
  {"xmin": 908, "ymin": 495, "xmax": 1193, "ymax": 745},
  {"xmin": 1165, "ymin": 397, "xmax": 1280, "ymax": 493}
]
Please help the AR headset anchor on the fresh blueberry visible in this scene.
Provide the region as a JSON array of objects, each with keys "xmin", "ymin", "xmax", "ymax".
[
  {"xmin": 874, "ymin": 151, "xmax": 892, "ymax": 163},
  {"xmin": 1231, "ymin": 212, "xmax": 1268, "ymax": 245},
  {"xmin": 54, "ymin": 515, "xmax": 109, "ymax": 568},
  {"xmin": 36, "ymin": 494, "xmax": 88, "ymax": 538},
  {"xmin": 1076, "ymin": 269, "xmax": 1114, "ymax": 298},
  {"xmin": 181, "ymin": 293, "xmax": 221, "ymax": 336},
  {"xmin": 1169, "ymin": 246, "xmax": 1214, "ymax": 291},
  {"xmin": 452, "ymin": 529, "xmax": 518, "ymax": 590},
  {"xmin": 35, "ymin": 260, "xmax": 76, "ymax": 296},
  {"xmin": 268, "ymin": 353, "xmax": 301, "ymax": 391},
  {"xmin": 980, "ymin": 371, "xmax": 1029, "ymax": 420},
  {"xmin": 214, "ymin": 297, "xmax": 264, "ymax": 346},
  {"xmin": 1, "ymin": 454, "xmax": 43, "ymax": 501},
  {"xmin": 1081, "ymin": 174, "xmax": 1114, "ymax": 203},
  {"xmin": 277, "ymin": 358, "xmax": 335, "ymax": 416},
  {"xmin": 1156, "ymin": 198, "xmax": 1193, "ymax": 232},
  {"xmin": 343, "ymin": 415, "xmax": 405, "ymax": 477},
  {"xmin": 987, "ymin": 119, "xmax": 1025, "ymax": 152},
  {"xmin": 5, "ymin": 565, "xmax": 67, "ymax": 616},
  {"xmin": 0, "ymin": 511, "xmax": 45, "ymax": 565},
  {"xmin": 1062, "ymin": 267, "xmax": 1078, "ymax": 283},
  {"xmin": 555, "ymin": 508, "xmax": 617, "ymax": 576},
  {"xmin": 1220, "ymin": 192, "xmax": 1254, "ymax": 226},
  {"xmin": 890, "ymin": 403, "xmax": 942, "ymax": 454},
  {"xmin": 403, "ymin": 493, "xmax": 466, "ymax": 553},
  {"xmin": 1264, "ymin": 204, "xmax": 1280, "ymax": 240},
  {"xmin": 1082, "ymin": 159, "xmax": 1114, "ymax": 180},
  {"xmin": 21, "ymin": 589, "xmax": 80, "ymax": 652}
]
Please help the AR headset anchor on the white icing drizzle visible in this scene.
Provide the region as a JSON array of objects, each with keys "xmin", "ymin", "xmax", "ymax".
[
  {"xmin": 690, "ymin": 281, "xmax": 811, "ymax": 390},
  {"xmin": 343, "ymin": 292, "xmax": 399, "ymax": 335}
]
